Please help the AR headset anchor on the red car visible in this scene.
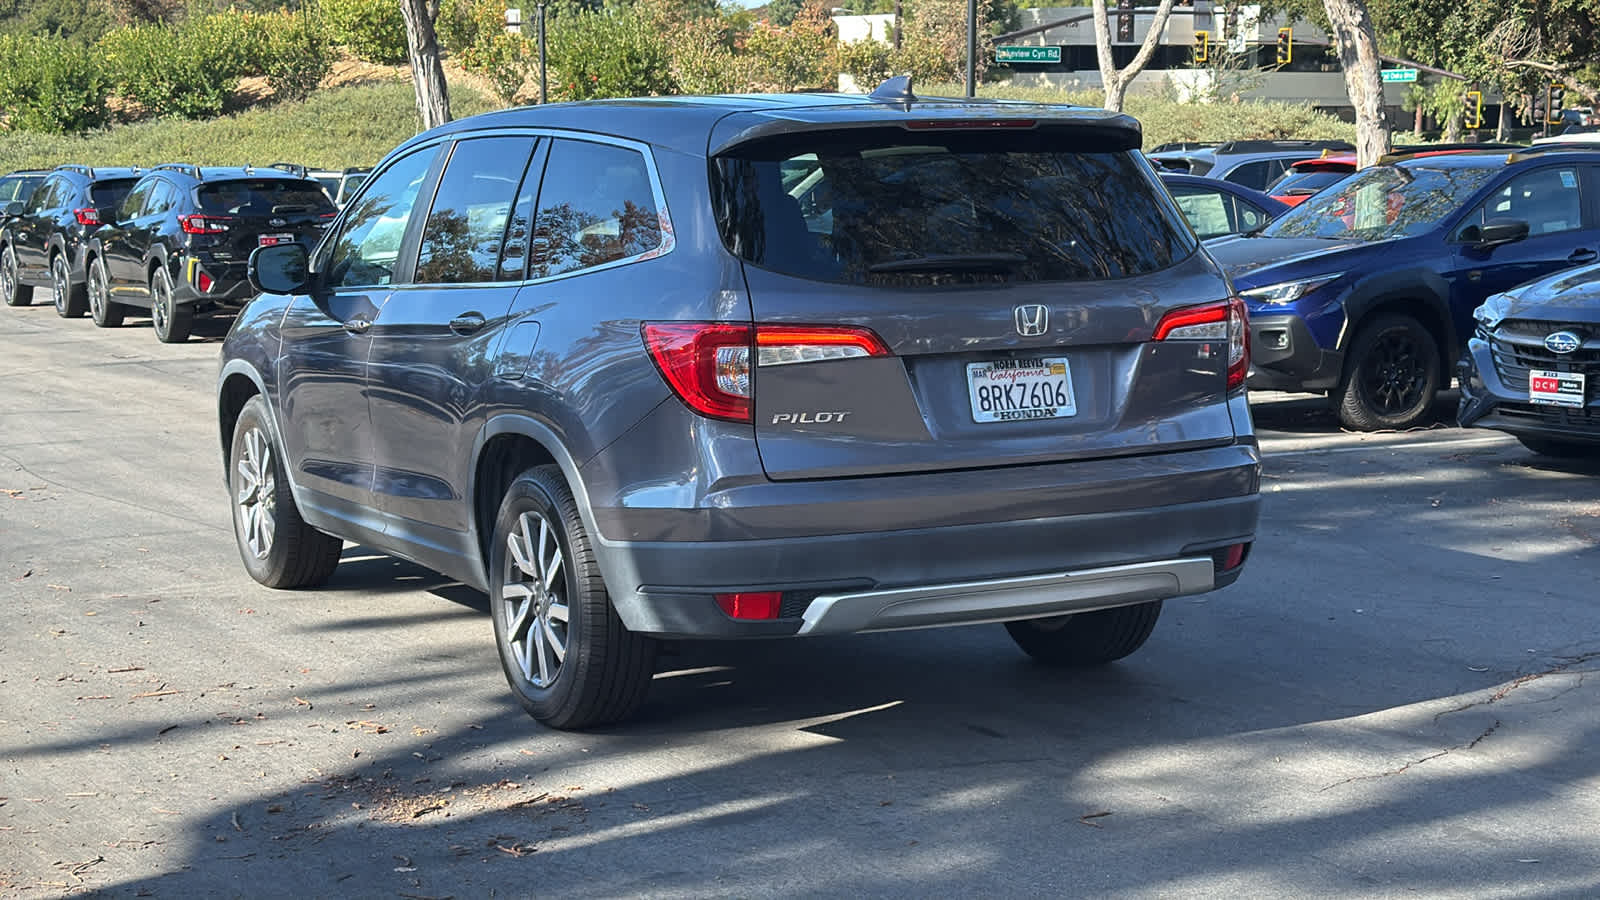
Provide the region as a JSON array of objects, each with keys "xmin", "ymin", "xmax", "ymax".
[{"xmin": 1268, "ymin": 154, "xmax": 1357, "ymax": 206}]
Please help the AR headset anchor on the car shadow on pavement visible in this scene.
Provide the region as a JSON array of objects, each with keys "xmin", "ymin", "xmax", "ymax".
[{"xmin": 1249, "ymin": 389, "xmax": 1465, "ymax": 434}]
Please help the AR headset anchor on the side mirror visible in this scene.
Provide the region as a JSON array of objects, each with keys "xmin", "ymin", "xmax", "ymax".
[
  {"xmin": 3, "ymin": 201, "xmax": 22, "ymax": 218},
  {"xmin": 249, "ymin": 243, "xmax": 313, "ymax": 295},
  {"xmin": 1462, "ymin": 217, "xmax": 1530, "ymax": 249}
]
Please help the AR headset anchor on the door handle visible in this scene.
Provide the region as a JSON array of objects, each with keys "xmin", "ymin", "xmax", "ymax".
[
  {"xmin": 449, "ymin": 312, "xmax": 486, "ymax": 335},
  {"xmin": 1569, "ymin": 249, "xmax": 1598, "ymax": 264},
  {"xmin": 343, "ymin": 317, "xmax": 371, "ymax": 334}
]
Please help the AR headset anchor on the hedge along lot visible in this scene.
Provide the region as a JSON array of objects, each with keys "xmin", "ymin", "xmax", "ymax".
[
  {"xmin": 0, "ymin": 81, "xmax": 498, "ymax": 175},
  {"xmin": 921, "ymin": 82, "xmax": 1358, "ymax": 149}
]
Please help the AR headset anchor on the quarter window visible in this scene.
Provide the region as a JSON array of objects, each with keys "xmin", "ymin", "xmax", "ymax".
[
  {"xmin": 324, "ymin": 147, "xmax": 439, "ymax": 288},
  {"xmin": 533, "ymin": 140, "xmax": 663, "ymax": 278},
  {"xmin": 415, "ymin": 136, "xmax": 537, "ymax": 284}
]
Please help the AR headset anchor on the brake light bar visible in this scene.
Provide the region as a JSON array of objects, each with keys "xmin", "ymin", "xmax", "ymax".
[
  {"xmin": 178, "ymin": 214, "xmax": 231, "ymax": 235},
  {"xmin": 1153, "ymin": 298, "xmax": 1250, "ymax": 391},
  {"xmin": 905, "ymin": 119, "xmax": 1037, "ymax": 130},
  {"xmin": 642, "ymin": 322, "xmax": 891, "ymax": 423},
  {"xmin": 73, "ymin": 207, "xmax": 100, "ymax": 226}
]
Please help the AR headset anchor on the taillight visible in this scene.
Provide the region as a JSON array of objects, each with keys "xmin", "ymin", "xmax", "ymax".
[
  {"xmin": 714, "ymin": 592, "xmax": 783, "ymax": 620},
  {"xmin": 642, "ymin": 322, "xmax": 891, "ymax": 423},
  {"xmin": 178, "ymin": 214, "xmax": 230, "ymax": 235},
  {"xmin": 1154, "ymin": 297, "xmax": 1250, "ymax": 391},
  {"xmin": 74, "ymin": 207, "xmax": 100, "ymax": 226}
]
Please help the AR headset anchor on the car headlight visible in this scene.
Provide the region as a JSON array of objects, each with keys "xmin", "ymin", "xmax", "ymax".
[
  {"xmin": 1473, "ymin": 293, "xmax": 1512, "ymax": 335},
  {"xmin": 1238, "ymin": 273, "xmax": 1344, "ymax": 305}
]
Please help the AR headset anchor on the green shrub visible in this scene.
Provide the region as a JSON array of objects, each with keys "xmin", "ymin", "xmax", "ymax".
[
  {"xmin": 837, "ymin": 37, "xmax": 895, "ymax": 90},
  {"xmin": 740, "ymin": 6, "xmax": 834, "ymax": 92},
  {"xmin": 547, "ymin": 8, "xmax": 677, "ymax": 101},
  {"xmin": 98, "ymin": 15, "xmax": 260, "ymax": 120},
  {"xmin": 439, "ymin": 0, "xmax": 533, "ymax": 103},
  {"xmin": 0, "ymin": 35, "xmax": 113, "ymax": 134},
  {"xmin": 322, "ymin": 0, "xmax": 409, "ymax": 65},
  {"xmin": 666, "ymin": 17, "xmax": 750, "ymax": 95},
  {"xmin": 256, "ymin": 9, "xmax": 337, "ymax": 102}
]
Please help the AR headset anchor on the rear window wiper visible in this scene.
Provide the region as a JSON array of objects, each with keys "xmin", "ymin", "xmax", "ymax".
[{"xmin": 868, "ymin": 252, "xmax": 1026, "ymax": 274}]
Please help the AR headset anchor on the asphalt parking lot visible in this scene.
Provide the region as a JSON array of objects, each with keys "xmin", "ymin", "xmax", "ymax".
[{"xmin": 3, "ymin": 302, "xmax": 1599, "ymax": 898}]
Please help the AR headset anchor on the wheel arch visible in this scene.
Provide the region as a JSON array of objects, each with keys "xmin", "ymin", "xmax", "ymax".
[
  {"xmin": 470, "ymin": 415, "xmax": 599, "ymax": 593},
  {"xmin": 1339, "ymin": 272, "xmax": 1457, "ymax": 375}
]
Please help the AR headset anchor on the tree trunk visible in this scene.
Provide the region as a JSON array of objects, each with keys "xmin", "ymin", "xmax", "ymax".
[
  {"xmin": 1322, "ymin": 0, "xmax": 1389, "ymax": 166},
  {"xmin": 1496, "ymin": 97, "xmax": 1512, "ymax": 142},
  {"xmin": 1091, "ymin": 0, "xmax": 1177, "ymax": 113},
  {"xmin": 400, "ymin": 0, "xmax": 451, "ymax": 131}
]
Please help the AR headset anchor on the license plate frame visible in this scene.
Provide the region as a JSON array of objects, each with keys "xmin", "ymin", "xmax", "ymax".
[
  {"xmin": 258, "ymin": 233, "xmax": 296, "ymax": 248},
  {"xmin": 966, "ymin": 357, "xmax": 1077, "ymax": 423},
  {"xmin": 1529, "ymin": 369, "xmax": 1585, "ymax": 408}
]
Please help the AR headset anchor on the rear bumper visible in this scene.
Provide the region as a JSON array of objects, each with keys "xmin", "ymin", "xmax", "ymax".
[
  {"xmin": 171, "ymin": 256, "xmax": 253, "ymax": 308},
  {"xmin": 589, "ymin": 443, "xmax": 1261, "ymax": 638},
  {"xmin": 1246, "ymin": 313, "xmax": 1343, "ymax": 393}
]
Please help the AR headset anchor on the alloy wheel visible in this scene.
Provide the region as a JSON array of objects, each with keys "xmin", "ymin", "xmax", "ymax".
[
  {"xmin": 501, "ymin": 510, "xmax": 569, "ymax": 689},
  {"xmin": 1, "ymin": 247, "xmax": 15, "ymax": 300},
  {"xmin": 88, "ymin": 263, "xmax": 104, "ymax": 318},
  {"xmin": 234, "ymin": 426, "xmax": 277, "ymax": 559},
  {"xmin": 151, "ymin": 274, "xmax": 170, "ymax": 334},
  {"xmin": 1359, "ymin": 330, "xmax": 1427, "ymax": 416},
  {"xmin": 51, "ymin": 257, "xmax": 69, "ymax": 315}
]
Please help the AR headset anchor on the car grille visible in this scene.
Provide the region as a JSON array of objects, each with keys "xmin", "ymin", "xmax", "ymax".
[{"xmin": 1488, "ymin": 319, "xmax": 1600, "ymax": 394}]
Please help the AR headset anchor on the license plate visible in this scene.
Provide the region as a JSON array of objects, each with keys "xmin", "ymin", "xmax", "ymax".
[
  {"xmin": 1529, "ymin": 369, "xmax": 1585, "ymax": 408},
  {"xmin": 967, "ymin": 357, "xmax": 1077, "ymax": 423},
  {"xmin": 258, "ymin": 233, "xmax": 295, "ymax": 247}
]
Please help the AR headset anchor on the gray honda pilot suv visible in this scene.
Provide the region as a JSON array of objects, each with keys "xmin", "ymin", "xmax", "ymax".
[{"xmin": 218, "ymin": 81, "xmax": 1262, "ymax": 729}]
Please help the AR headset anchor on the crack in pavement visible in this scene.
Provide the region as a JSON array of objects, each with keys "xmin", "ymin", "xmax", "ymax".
[
  {"xmin": 0, "ymin": 451, "xmax": 229, "ymax": 535},
  {"xmin": 1317, "ymin": 653, "xmax": 1600, "ymax": 793}
]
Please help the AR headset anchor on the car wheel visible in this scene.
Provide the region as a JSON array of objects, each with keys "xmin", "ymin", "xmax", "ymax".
[
  {"xmin": 1516, "ymin": 436, "xmax": 1592, "ymax": 458},
  {"xmin": 51, "ymin": 253, "xmax": 87, "ymax": 318},
  {"xmin": 1005, "ymin": 601, "xmax": 1163, "ymax": 666},
  {"xmin": 489, "ymin": 464, "xmax": 656, "ymax": 730},
  {"xmin": 150, "ymin": 267, "xmax": 193, "ymax": 343},
  {"xmin": 1, "ymin": 244, "xmax": 33, "ymax": 307},
  {"xmin": 228, "ymin": 395, "xmax": 344, "ymax": 588},
  {"xmin": 88, "ymin": 257, "xmax": 125, "ymax": 328},
  {"xmin": 1335, "ymin": 313, "xmax": 1441, "ymax": 431}
]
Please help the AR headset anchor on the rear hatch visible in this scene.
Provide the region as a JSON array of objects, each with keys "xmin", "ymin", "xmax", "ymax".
[
  {"xmin": 193, "ymin": 178, "xmax": 338, "ymax": 259},
  {"xmin": 710, "ymin": 115, "xmax": 1244, "ymax": 480}
]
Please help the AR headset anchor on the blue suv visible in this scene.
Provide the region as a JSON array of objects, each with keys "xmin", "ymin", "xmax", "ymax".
[{"xmin": 1206, "ymin": 147, "xmax": 1600, "ymax": 430}]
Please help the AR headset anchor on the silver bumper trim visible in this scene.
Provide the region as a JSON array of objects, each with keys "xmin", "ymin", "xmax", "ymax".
[{"xmin": 797, "ymin": 557, "xmax": 1216, "ymax": 636}]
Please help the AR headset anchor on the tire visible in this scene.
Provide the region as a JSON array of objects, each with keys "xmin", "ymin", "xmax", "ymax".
[
  {"xmin": 1, "ymin": 243, "xmax": 33, "ymax": 307},
  {"xmin": 51, "ymin": 252, "xmax": 87, "ymax": 318},
  {"xmin": 1005, "ymin": 601, "xmax": 1163, "ymax": 667},
  {"xmin": 88, "ymin": 256, "xmax": 125, "ymax": 328},
  {"xmin": 489, "ymin": 465, "xmax": 656, "ymax": 730},
  {"xmin": 1335, "ymin": 313, "xmax": 1441, "ymax": 431},
  {"xmin": 1516, "ymin": 436, "xmax": 1593, "ymax": 458},
  {"xmin": 228, "ymin": 395, "xmax": 344, "ymax": 588},
  {"xmin": 150, "ymin": 267, "xmax": 193, "ymax": 343}
]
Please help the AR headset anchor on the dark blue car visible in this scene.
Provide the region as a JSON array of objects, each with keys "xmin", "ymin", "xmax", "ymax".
[{"xmin": 1206, "ymin": 147, "xmax": 1600, "ymax": 430}]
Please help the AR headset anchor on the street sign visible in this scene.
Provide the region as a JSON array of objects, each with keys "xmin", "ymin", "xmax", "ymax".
[
  {"xmin": 995, "ymin": 45, "xmax": 1062, "ymax": 64},
  {"xmin": 1380, "ymin": 68, "xmax": 1418, "ymax": 83}
]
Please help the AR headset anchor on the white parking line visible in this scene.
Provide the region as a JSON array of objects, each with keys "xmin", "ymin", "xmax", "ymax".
[{"xmin": 1262, "ymin": 433, "xmax": 1515, "ymax": 459}]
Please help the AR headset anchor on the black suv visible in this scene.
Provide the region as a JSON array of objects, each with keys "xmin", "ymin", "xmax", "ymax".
[
  {"xmin": 86, "ymin": 164, "xmax": 336, "ymax": 342},
  {"xmin": 220, "ymin": 82, "xmax": 1262, "ymax": 728},
  {"xmin": 0, "ymin": 165, "xmax": 143, "ymax": 317}
]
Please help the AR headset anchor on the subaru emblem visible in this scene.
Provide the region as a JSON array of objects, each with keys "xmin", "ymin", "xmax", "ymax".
[
  {"xmin": 1014, "ymin": 304, "xmax": 1048, "ymax": 337},
  {"xmin": 269, "ymin": 217, "xmax": 287, "ymax": 227},
  {"xmin": 1544, "ymin": 331, "xmax": 1581, "ymax": 354}
]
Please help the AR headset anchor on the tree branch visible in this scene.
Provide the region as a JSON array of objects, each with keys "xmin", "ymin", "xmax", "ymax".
[{"xmin": 1122, "ymin": 0, "xmax": 1176, "ymax": 77}]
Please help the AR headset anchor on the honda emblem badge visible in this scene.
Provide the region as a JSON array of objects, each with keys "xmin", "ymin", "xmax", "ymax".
[{"xmin": 1014, "ymin": 304, "xmax": 1048, "ymax": 337}]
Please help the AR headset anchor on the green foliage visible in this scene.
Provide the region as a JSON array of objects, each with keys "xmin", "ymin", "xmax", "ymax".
[
  {"xmin": 0, "ymin": 33, "xmax": 113, "ymax": 132},
  {"xmin": 0, "ymin": 80, "xmax": 497, "ymax": 173},
  {"xmin": 97, "ymin": 13, "xmax": 264, "ymax": 120},
  {"xmin": 439, "ymin": 0, "xmax": 533, "ymax": 103},
  {"xmin": 320, "ymin": 0, "xmax": 408, "ymax": 64},
  {"xmin": 0, "ymin": 0, "xmax": 113, "ymax": 41},
  {"xmin": 663, "ymin": 16, "xmax": 749, "ymax": 94},
  {"xmin": 741, "ymin": 4, "xmax": 834, "ymax": 92},
  {"xmin": 836, "ymin": 34, "xmax": 895, "ymax": 89},
  {"xmin": 547, "ymin": 7, "xmax": 677, "ymax": 100},
  {"xmin": 256, "ymin": 8, "xmax": 336, "ymax": 101}
]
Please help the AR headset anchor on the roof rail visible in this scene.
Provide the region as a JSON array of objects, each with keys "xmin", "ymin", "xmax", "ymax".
[
  {"xmin": 1148, "ymin": 141, "xmax": 1222, "ymax": 153},
  {"xmin": 270, "ymin": 161, "xmax": 308, "ymax": 178},
  {"xmin": 1214, "ymin": 139, "xmax": 1355, "ymax": 154},
  {"xmin": 153, "ymin": 163, "xmax": 202, "ymax": 180},
  {"xmin": 1393, "ymin": 141, "xmax": 1524, "ymax": 154},
  {"xmin": 55, "ymin": 164, "xmax": 95, "ymax": 177},
  {"xmin": 1506, "ymin": 142, "xmax": 1600, "ymax": 162}
]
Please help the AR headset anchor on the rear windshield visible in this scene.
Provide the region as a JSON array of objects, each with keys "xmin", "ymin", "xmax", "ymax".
[
  {"xmin": 197, "ymin": 179, "xmax": 337, "ymax": 215},
  {"xmin": 88, "ymin": 179, "xmax": 138, "ymax": 211},
  {"xmin": 713, "ymin": 129, "xmax": 1196, "ymax": 285}
]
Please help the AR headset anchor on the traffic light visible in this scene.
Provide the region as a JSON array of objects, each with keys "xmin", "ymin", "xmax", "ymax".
[
  {"xmin": 1531, "ymin": 89, "xmax": 1546, "ymax": 124},
  {"xmin": 1547, "ymin": 83, "xmax": 1565, "ymax": 124},
  {"xmin": 1194, "ymin": 30, "xmax": 1209, "ymax": 64},
  {"xmin": 1464, "ymin": 90, "xmax": 1483, "ymax": 129},
  {"xmin": 1276, "ymin": 27, "xmax": 1292, "ymax": 66},
  {"xmin": 1116, "ymin": 0, "xmax": 1133, "ymax": 43}
]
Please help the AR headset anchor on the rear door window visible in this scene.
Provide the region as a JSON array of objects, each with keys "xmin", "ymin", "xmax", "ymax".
[
  {"xmin": 1456, "ymin": 166, "xmax": 1585, "ymax": 237},
  {"xmin": 714, "ymin": 129, "xmax": 1194, "ymax": 284},
  {"xmin": 413, "ymin": 135, "xmax": 537, "ymax": 284},
  {"xmin": 532, "ymin": 139, "xmax": 664, "ymax": 278}
]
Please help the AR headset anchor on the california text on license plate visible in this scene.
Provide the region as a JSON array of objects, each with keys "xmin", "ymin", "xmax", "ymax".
[
  {"xmin": 1529, "ymin": 369, "xmax": 1585, "ymax": 408},
  {"xmin": 967, "ymin": 357, "xmax": 1077, "ymax": 423},
  {"xmin": 258, "ymin": 233, "xmax": 295, "ymax": 247}
]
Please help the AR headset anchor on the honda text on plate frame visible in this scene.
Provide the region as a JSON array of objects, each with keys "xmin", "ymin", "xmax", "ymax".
[{"xmin": 220, "ymin": 87, "xmax": 1261, "ymax": 730}]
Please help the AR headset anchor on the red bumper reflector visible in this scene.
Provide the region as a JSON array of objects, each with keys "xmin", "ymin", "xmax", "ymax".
[
  {"xmin": 197, "ymin": 272, "xmax": 214, "ymax": 293},
  {"xmin": 714, "ymin": 591, "xmax": 783, "ymax": 620},
  {"xmin": 1218, "ymin": 542, "xmax": 1248, "ymax": 571}
]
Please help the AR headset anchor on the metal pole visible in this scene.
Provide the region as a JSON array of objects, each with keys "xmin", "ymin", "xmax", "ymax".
[
  {"xmin": 538, "ymin": 2, "xmax": 548, "ymax": 105},
  {"xmin": 965, "ymin": 0, "xmax": 976, "ymax": 98}
]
